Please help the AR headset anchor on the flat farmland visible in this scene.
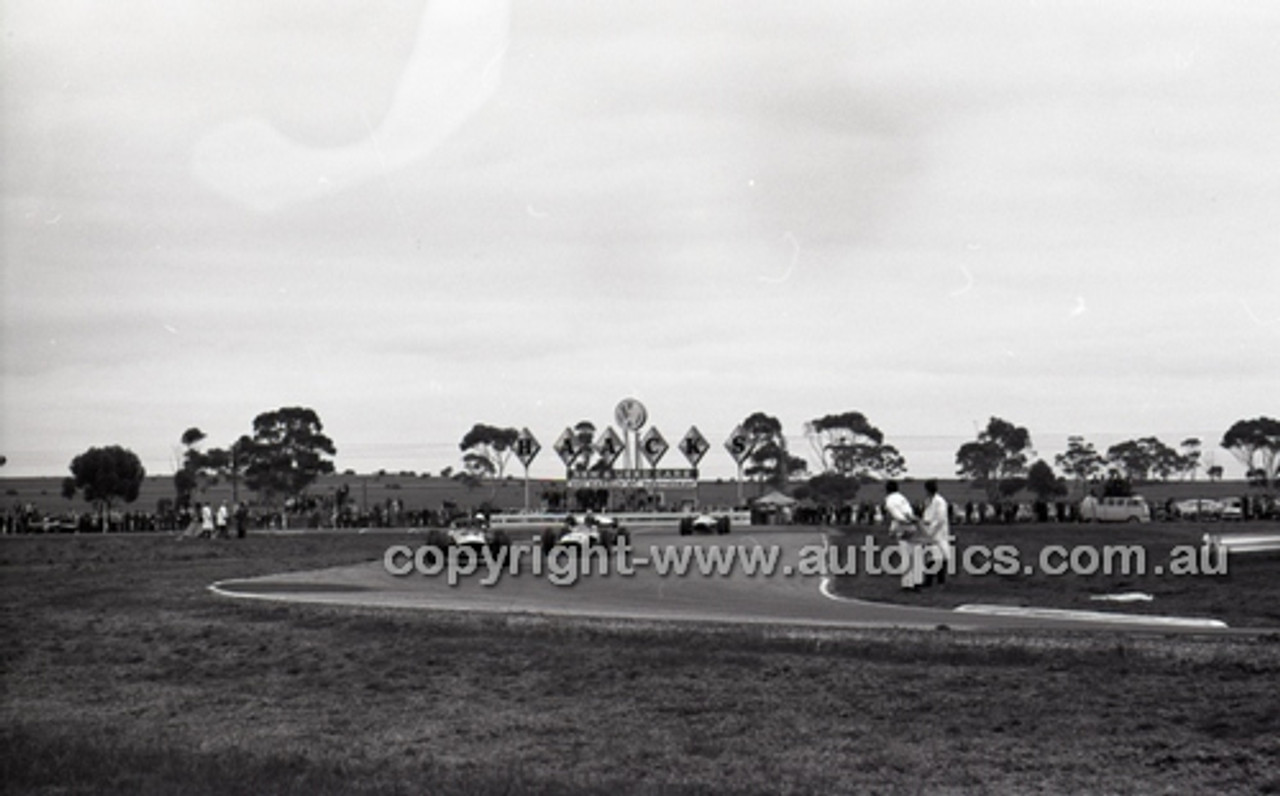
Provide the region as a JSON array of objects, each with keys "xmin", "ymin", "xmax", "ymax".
[{"xmin": 3, "ymin": 533, "xmax": 1279, "ymax": 794}]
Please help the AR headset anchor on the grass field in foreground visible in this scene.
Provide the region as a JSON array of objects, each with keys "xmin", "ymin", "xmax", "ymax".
[
  {"xmin": 830, "ymin": 521, "xmax": 1280, "ymax": 629},
  {"xmin": 2, "ymin": 534, "xmax": 1279, "ymax": 795}
]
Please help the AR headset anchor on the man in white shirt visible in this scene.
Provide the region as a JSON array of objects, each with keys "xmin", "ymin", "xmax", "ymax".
[
  {"xmin": 215, "ymin": 502, "xmax": 230, "ymax": 539},
  {"xmin": 200, "ymin": 503, "xmax": 215, "ymax": 538},
  {"xmin": 921, "ymin": 479, "xmax": 953, "ymax": 587},
  {"xmin": 884, "ymin": 480, "xmax": 924, "ymax": 590}
]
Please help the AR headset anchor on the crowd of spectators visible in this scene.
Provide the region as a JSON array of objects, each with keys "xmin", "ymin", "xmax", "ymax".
[
  {"xmin": 1, "ymin": 495, "xmax": 473, "ymax": 535},
  {"xmin": 3, "ymin": 491, "xmax": 1277, "ymax": 534},
  {"xmin": 785, "ymin": 494, "xmax": 1279, "ymax": 527}
]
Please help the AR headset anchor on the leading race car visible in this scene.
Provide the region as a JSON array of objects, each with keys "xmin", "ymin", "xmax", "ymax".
[
  {"xmin": 678, "ymin": 513, "xmax": 731, "ymax": 536},
  {"xmin": 540, "ymin": 513, "xmax": 631, "ymax": 553},
  {"xmin": 426, "ymin": 514, "xmax": 511, "ymax": 557}
]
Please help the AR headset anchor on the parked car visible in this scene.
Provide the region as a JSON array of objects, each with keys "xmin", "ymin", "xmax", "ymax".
[
  {"xmin": 38, "ymin": 514, "xmax": 79, "ymax": 533},
  {"xmin": 1079, "ymin": 495, "xmax": 1151, "ymax": 523},
  {"xmin": 1220, "ymin": 497, "xmax": 1244, "ymax": 521},
  {"xmin": 1173, "ymin": 498, "xmax": 1224, "ymax": 520}
]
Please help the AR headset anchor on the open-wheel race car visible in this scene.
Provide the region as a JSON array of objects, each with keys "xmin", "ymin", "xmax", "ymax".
[
  {"xmin": 540, "ymin": 513, "xmax": 631, "ymax": 553},
  {"xmin": 678, "ymin": 513, "xmax": 732, "ymax": 536},
  {"xmin": 426, "ymin": 514, "xmax": 511, "ymax": 556}
]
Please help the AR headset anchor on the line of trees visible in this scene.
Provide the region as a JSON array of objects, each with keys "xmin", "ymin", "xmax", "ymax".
[
  {"xmin": 54, "ymin": 407, "xmax": 337, "ymax": 530},
  {"xmin": 954, "ymin": 415, "xmax": 1280, "ymax": 503},
  {"xmin": 46, "ymin": 410, "xmax": 1280, "ymax": 523},
  {"xmin": 454, "ymin": 412, "xmax": 1280, "ymax": 511},
  {"xmin": 176, "ymin": 407, "xmax": 337, "ymax": 508}
]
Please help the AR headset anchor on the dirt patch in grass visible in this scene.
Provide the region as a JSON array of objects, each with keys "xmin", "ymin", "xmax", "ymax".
[
  {"xmin": 3, "ymin": 533, "xmax": 1279, "ymax": 794},
  {"xmin": 829, "ymin": 521, "xmax": 1280, "ymax": 629}
]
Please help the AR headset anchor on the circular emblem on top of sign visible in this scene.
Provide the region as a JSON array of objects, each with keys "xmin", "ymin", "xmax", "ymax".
[{"xmin": 615, "ymin": 398, "xmax": 648, "ymax": 431}]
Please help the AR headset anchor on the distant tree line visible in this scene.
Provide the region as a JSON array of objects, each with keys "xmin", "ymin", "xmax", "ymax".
[
  {"xmin": 456, "ymin": 413, "xmax": 1280, "ymax": 512},
  {"xmin": 47, "ymin": 409, "xmax": 1279, "ymax": 523}
]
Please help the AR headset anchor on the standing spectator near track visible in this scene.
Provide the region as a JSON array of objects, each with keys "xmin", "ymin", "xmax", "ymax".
[
  {"xmin": 215, "ymin": 502, "xmax": 229, "ymax": 538},
  {"xmin": 884, "ymin": 480, "xmax": 925, "ymax": 590},
  {"xmin": 200, "ymin": 503, "xmax": 215, "ymax": 538},
  {"xmin": 181, "ymin": 503, "xmax": 202, "ymax": 539},
  {"xmin": 234, "ymin": 502, "xmax": 249, "ymax": 538},
  {"xmin": 921, "ymin": 479, "xmax": 953, "ymax": 587}
]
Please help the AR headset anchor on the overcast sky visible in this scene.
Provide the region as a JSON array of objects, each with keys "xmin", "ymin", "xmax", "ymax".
[{"xmin": 3, "ymin": 0, "xmax": 1277, "ymax": 482}]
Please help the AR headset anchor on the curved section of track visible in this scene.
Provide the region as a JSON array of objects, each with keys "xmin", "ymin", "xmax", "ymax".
[{"xmin": 211, "ymin": 529, "xmax": 1238, "ymax": 634}]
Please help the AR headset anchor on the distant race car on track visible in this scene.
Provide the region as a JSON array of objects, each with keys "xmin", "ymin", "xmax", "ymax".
[
  {"xmin": 679, "ymin": 513, "xmax": 731, "ymax": 536},
  {"xmin": 426, "ymin": 514, "xmax": 511, "ymax": 556}
]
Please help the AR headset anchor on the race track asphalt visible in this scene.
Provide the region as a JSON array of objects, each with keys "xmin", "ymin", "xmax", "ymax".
[{"xmin": 211, "ymin": 528, "xmax": 1243, "ymax": 634}]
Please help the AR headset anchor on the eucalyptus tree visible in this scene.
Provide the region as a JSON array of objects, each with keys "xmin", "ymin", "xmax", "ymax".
[
  {"xmin": 62, "ymin": 445, "xmax": 146, "ymax": 531},
  {"xmin": 1221, "ymin": 417, "xmax": 1280, "ymax": 491},
  {"xmin": 955, "ymin": 416, "xmax": 1033, "ymax": 502},
  {"xmin": 804, "ymin": 410, "xmax": 905, "ymax": 480}
]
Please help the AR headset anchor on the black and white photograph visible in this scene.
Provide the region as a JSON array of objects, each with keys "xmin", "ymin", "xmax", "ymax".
[{"xmin": 3, "ymin": 1, "xmax": 1278, "ymax": 793}]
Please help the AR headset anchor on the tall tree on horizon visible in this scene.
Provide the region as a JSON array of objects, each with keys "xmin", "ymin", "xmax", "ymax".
[
  {"xmin": 174, "ymin": 427, "xmax": 206, "ymax": 507},
  {"xmin": 242, "ymin": 407, "xmax": 337, "ymax": 505},
  {"xmin": 1221, "ymin": 416, "xmax": 1280, "ymax": 492},
  {"xmin": 1054, "ymin": 435, "xmax": 1105, "ymax": 496},
  {"xmin": 955, "ymin": 416, "xmax": 1034, "ymax": 502},
  {"xmin": 741, "ymin": 411, "xmax": 806, "ymax": 489},
  {"xmin": 1106, "ymin": 436, "xmax": 1182, "ymax": 483},
  {"xmin": 1179, "ymin": 437, "xmax": 1202, "ymax": 481},
  {"xmin": 62, "ymin": 445, "xmax": 146, "ymax": 532},
  {"xmin": 804, "ymin": 410, "xmax": 905, "ymax": 480},
  {"xmin": 459, "ymin": 423, "xmax": 520, "ymax": 480},
  {"xmin": 1026, "ymin": 459, "xmax": 1067, "ymax": 503}
]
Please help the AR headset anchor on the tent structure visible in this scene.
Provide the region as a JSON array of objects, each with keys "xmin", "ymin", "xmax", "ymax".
[{"xmin": 752, "ymin": 490, "xmax": 798, "ymax": 508}]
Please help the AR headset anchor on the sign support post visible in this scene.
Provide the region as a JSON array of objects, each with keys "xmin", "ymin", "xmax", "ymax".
[
  {"xmin": 639, "ymin": 426, "xmax": 669, "ymax": 498},
  {"xmin": 724, "ymin": 425, "xmax": 752, "ymax": 508},
  {"xmin": 678, "ymin": 426, "xmax": 710, "ymax": 510},
  {"xmin": 514, "ymin": 428, "xmax": 541, "ymax": 513},
  {"xmin": 615, "ymin": 398, "xmax": 648, "ymax": 507}
]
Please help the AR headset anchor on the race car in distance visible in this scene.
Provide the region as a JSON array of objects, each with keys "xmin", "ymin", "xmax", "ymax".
[
  {"xmin": 426, "ymin": 514, "xmax": 511, "ymax": 556},
  {"xmin": 678, "ymin": 513, "xmax": 731, "ymax": 536},
  {"xmin": 540, "ymin": 513, "xmax": 630, "ymax": 553}
]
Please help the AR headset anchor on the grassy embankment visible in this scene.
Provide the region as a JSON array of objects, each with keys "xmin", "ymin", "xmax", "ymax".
[{"xmin": 2, "ymin": 533, "xmax": 1278, "ymax": 794}]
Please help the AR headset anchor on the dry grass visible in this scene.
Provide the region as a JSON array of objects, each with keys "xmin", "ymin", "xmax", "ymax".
[{"xmin": 3, "ymin": 533, "xmax": 1279, "ymax": 794}]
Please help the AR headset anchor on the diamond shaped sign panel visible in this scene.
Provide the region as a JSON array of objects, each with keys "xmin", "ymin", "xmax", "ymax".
[
  {"xmin": 553, "ymin": 428, "xmax": 579, "ymax": 466},
  {"xmin": 514, "ymin": 428, "xmax": 541, "ymax": 468},
  {"xmin": 724, "ymin": 425, "xmax": 753, "ymax": 464},
  {"xmin": 679, "ymin": 426, "xmax": 710, "ymax": 466},
  {"xmin": 595, "ymin": 426, "xmax": 625, "ymax": 468},
  {"xmin": 640, "ymin": 426, "xmax": 669, "ymax": 468}
]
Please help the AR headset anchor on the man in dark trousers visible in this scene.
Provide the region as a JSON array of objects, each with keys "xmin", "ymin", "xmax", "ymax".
[{"xmin": 234, "ymin": 502, "xmax": 249, "ymax": 538}]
